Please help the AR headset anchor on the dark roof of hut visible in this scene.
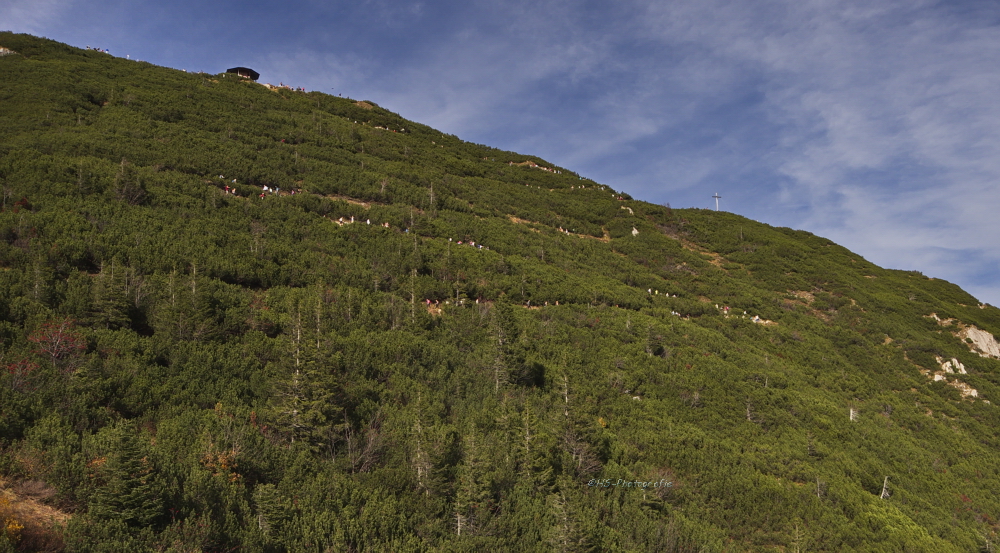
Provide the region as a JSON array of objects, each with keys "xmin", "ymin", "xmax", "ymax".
[{"xmin": 226, "ymin": 67, "xmax": 260, "ymax": 81}]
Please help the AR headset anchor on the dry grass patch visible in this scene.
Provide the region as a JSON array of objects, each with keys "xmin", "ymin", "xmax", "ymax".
[{"xmin": 0, "ymin": 477, "xmax": 68, "ymax": 551}]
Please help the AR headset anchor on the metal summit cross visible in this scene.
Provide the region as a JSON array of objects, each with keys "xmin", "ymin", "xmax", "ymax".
[{"xmin": 713, "ymin": 192, "xmax": 721, "ymax": 211}]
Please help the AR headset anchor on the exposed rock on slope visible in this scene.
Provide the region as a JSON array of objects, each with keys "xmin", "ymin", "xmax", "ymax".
[
  {"xmin": 958, "ymin": 326, "xmax": 1000, "ymax": 358},
  {"xmin": 935, "ymin": 356, "xmax": 967, "ymax": 374},
  {"xmin": 927, "ymin": 313, "xmax": 1000, "ymax": 358}
]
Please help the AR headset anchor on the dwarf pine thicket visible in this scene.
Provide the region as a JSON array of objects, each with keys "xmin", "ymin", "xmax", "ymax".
[{"xmin": 2, "ymin": 32, "xmax": 1000, "ymax": 552}]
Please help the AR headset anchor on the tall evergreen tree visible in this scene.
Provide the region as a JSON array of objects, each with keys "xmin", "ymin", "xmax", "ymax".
[
  {"xmin": 89, "ymin": 424, "xmax": 163, "ymax": 528},
  {"xmin": 89, "ymin": 261, "xmax": 130, "ymax": 329}
]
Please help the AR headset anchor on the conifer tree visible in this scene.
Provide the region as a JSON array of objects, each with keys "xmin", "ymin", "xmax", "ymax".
[
  {"xmin": 272, "ymin": 294, "xmax": 338, "ymax": 448},
  {"xmin": 252, "ymin": 483, "xmax": 288, "ymax": 539},
  {"xmin": 112, "ymin": 158, "xmax": 146, "ymax": 206},
  {"xmin": 89, "ymin": 424, "xmax": 163, "ymax": 528},
  {"xmin": 546, "ymin": 488, "xmax": 587, "ymax": 553},
  {"xmin": 489, "ymin": 301, "xmax": 518, "ymax": 393},
  {"xmin": 454, "ymin": 431, "xmax": 491, "ymax": 536},
  {"xmin": 517, "ymin": 404, "xmax": 552, "ymax": 487},
  {"xmin": 89, "ymin": 260, "xmax": 130, "ymax": 329}
]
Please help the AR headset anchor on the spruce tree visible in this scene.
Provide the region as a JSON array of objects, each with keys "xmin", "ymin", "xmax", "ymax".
[{"xmin": 89, "ymin": 425, "xmax": 163, "ymax": 528}]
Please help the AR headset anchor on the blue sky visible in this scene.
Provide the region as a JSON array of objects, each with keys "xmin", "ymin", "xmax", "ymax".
[{"xmin": 5, "ymin": 0, "xmax": 1000, "ymax": 305}]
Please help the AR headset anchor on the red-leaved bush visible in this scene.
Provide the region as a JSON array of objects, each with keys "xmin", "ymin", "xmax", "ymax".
[
  {"xmin": 5, "ymin": 358, "xmax": 38, "ymax": 392},
  {"xmin": 28, "ymin": 318, "xmax": 86, "ymax": 373}
]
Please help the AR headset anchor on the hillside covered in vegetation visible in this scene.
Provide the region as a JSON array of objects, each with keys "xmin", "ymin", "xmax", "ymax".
[{"xmin": 2, "ymin": 32, "xmax": 1000, "ymax": 552}]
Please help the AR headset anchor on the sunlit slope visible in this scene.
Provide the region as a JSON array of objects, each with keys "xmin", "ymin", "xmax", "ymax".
[{"xmin": 1, "ymin": 32, "xmax": 1000, "ymax": 552}]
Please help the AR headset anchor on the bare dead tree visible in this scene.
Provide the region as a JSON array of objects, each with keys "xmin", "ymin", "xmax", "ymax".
[{"xmin": 346, "ymin": 410, "xmax": 385, "ymax": 473}]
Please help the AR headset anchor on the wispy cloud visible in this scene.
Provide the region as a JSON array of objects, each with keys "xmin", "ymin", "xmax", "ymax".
[
  {"xmin": 0, "ymin": 0, "xmax": 75, "ymax": 34},
  {"xmin": 616, "ymin": 0, "xmax": 1000, "ymax": 303}
]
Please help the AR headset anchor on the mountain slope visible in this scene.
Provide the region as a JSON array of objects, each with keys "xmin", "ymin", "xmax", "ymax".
[{"xmin": 1, "ymin": 32, "xmax": 1000, "ymax": 552}]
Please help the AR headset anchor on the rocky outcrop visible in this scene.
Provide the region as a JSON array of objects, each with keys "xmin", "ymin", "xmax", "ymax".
[
  {"xmin": 957, "ymin": 326, "xmax": 1000, "ymax": 359},
  {"xmin": 935, "ymin": 356, "xmax": 967, "ymax": 374},
  {"xmin": 926, "ymin": 313, "xmax": 1000, "ymax": 359},
  {"xmin": 917, "ymin": 352, "xmax": 981, "ymax": 400}
]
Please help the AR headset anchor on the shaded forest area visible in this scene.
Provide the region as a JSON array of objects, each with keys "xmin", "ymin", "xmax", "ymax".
[{"xmin": 2, "ymin": 33, "xmax": 1000, "ymax": 552}]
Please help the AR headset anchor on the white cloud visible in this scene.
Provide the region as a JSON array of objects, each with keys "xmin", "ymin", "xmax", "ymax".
[
  {"xmin": 613, "ymin": 0, "xmax": 1000, "ymax": 303},
  {"xmin": 0, "ymin": 0, "xmax": 75, "ymax": 34}
]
